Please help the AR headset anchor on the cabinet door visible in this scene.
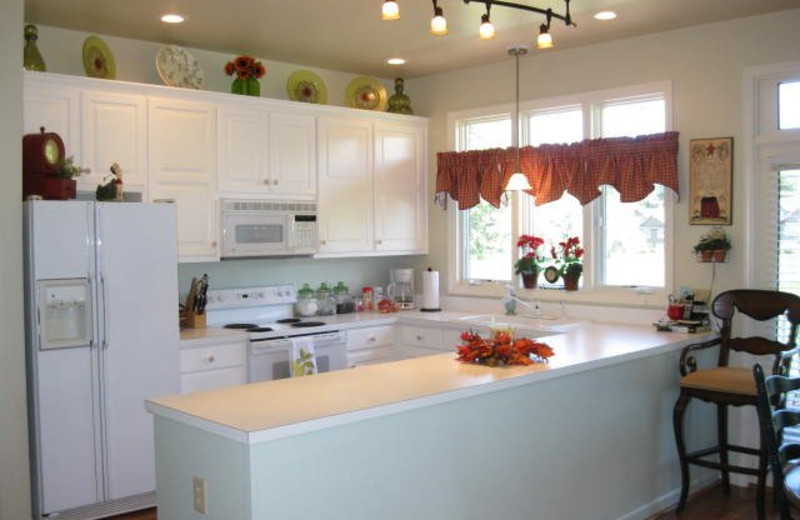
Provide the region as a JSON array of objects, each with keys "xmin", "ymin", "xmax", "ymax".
[
  {"xmin": 148, "ymin": 97, "xmax": 218, "ymax": 262},
  {"xmin": 317, "ymin": 117, "xmax": 374, "ymax": 254},
  {"xmin": 217, "ymin": 106, "xmax": 270, "ymax": 194},
  {"xmin": 374, "ymin": 122, "xmax": 427, "ymax": 254},
  {"xmin": 24, "ymin": 81, "xmax": 80, "ymax": 164},
  {"xmin": 81, "ymin": 91, "xmax": 147, "ymax": 193},
  {"xmin": 269, "ymin": 112, "xmax": 316, "ymax": 198}
]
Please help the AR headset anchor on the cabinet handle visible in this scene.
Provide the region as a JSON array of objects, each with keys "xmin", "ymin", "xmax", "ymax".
[
  {"xmin": 263, "ymin": 179, "xmax": 270, "ymax": 185},
  {"xmin": 273, "ymin": 180, "xmax": 279, "ymax": 185},
  {"xmin": 368, "ymin": 336, "xmax": 376, "ymax": 343},
  {"xmin": 416, "ymin": 334, "xmax": 423, "ymax": 341},
  {"xmin": 211, "ymin": 241, "xmax": 218, "ymax": 248},
  {"xmin": 205, "ymin": 354, "xmax": 216, "ymax": 364},
  {"xmin": 320, "ymin": 240, "xmax": 327, "ymax": 246},
  {"xmin": 376, "ymin": 239, "xmax": 383, "ymax": 245}
]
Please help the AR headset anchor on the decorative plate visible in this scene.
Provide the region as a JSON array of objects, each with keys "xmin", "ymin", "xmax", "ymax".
[
  {"xmin": 345, "ymin": 76, "xmax": 388, "ymax": 111},
  {"xmin": 286, "ymin": 70, "xmax": 328, "ymax": 105},
  {"xmin": 155, "ymin": 45, "xmax": 205, "ymax": 90},
  {"xmin": 82, "ymin": 36, "xmax": 116, "ymax": 80}
]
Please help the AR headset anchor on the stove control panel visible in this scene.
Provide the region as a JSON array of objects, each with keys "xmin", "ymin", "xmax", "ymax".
[{"xmin": 205, "ymin": 284, "xmax": 296, "ymax": 310}]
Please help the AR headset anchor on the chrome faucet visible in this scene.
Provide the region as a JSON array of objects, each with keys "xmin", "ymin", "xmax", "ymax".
[{"xmin": 503, "ymin": 285, "xmax": 543, "ymax": 317}]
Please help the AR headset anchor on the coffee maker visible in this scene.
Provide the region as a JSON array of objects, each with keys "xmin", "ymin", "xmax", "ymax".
[{"xmin": 387, "ymin": 268, "xmax": 415, "ymax": 310}]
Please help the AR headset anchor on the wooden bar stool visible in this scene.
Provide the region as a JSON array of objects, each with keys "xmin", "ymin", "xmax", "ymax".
[{"xmin": 673, "ymin": 289, "xmax": 800, "ymax": 519}]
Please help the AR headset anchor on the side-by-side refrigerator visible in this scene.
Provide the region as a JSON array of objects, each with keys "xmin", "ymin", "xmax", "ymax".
[{"xmin": 24, "ymin": 200, "xmax": 181, "ymax": 519}]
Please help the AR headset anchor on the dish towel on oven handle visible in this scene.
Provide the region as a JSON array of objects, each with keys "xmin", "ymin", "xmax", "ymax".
[{"xmin": 290, "ymin": 337, "xmax": 318, "ymax": 377}]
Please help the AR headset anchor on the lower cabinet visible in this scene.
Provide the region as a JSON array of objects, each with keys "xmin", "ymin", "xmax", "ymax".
[
  {"xmin": 346, "ymin": 325, "xmax": 396, "ymax": 368},
  {"xmin": 180, "ymin": 335, "xmax": 247, "ymax": 393},
  {"xmin": 398, "ymin": 325, "xmax": 461, "ymax": 359}
]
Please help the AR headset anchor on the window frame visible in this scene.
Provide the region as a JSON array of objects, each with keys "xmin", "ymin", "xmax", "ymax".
[{"xmin": 445, "ymin": 81, "xmax": 674, "ymax": 306}]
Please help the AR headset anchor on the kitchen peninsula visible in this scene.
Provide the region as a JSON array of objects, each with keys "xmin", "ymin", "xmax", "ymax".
[{"xmin": 147, "ymin": 317, "xmax": 715, "ymax": 520}]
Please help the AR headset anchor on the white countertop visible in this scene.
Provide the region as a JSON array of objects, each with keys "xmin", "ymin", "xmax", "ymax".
[{"xmin": 151, "ymin": 315, "xmax": 710, "ymax": 444}]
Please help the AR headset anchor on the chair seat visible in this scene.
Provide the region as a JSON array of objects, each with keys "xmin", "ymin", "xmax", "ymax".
[
  {"xmin": 680, "ymin": 367, "xmax": 757, "ymax": 396},
  {"xmin": 784, "ymin": 463, "xmax": 800, "ymax": 510}
]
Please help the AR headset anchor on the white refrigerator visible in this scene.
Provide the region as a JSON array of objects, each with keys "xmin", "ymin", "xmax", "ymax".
[{"xmin": 24, "ymin": 200, "xmax": 181, "ymax": 519}]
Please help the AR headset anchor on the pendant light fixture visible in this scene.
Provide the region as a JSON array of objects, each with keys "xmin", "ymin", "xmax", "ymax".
[
  {"xmin": 505, "ymin": 46, "xmax": 532, "ymax": 192},
  {"xmin": 382, "ymin": 0, "xmax": 400, "ymax": 21},
  {"xmin": 430, "ymin": 0, "xmax": 448, "ymax": 36}
]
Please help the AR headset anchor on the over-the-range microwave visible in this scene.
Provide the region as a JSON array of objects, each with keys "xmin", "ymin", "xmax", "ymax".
[{"xmin": 220, "ymin": 199, "xmax": 318, "ymax": 258}]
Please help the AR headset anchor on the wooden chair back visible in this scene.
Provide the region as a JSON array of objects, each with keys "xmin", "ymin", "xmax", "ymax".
[{"xmin": 712, "ymin": 290, "xmax": 800, "ymax": 373}]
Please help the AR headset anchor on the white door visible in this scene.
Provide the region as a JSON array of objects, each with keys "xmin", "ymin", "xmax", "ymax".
[
  {"xmin": 269, "ymin": 112, "xmax": 316, "ymax": 198},
  {"xmin": 27, "ymin": 201, "xmax": 103, "ymax": 515},
  {"xmin": 148, "ymin": 97, "xmax": 218, "ymax": 262},
  {"xmin": 217, "ymin": 105, "xmax": 270, "ymax": 194},
  {"xmin": 81, "ymin": 91, "xmax": 147, "ymax": 193},
  {"xmin": 374, "ymin": 123, "xmax": 427, "ymax": 253},
  {"xmin": 317, "ymin": 117, "xmax": 374, "ymax": 254},
  {"xmin": 96, "ymin": 203, "xmax": 180, "ymax": 501}
]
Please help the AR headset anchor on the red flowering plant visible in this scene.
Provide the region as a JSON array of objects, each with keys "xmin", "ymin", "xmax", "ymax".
[
  {"xmin": 455, "ymin": 329, "xmax": 554, "ymax": 367},
  {"xmin": 551, "ymin": 236, "xmax": 585, "ymax": 278},
  {"xmin": 514, "ymin": 234, "xmax": 546, "ymax": 275},
  {"xmin": 224, "ymin": 55, "xmax": 266, "ymax": 80}
]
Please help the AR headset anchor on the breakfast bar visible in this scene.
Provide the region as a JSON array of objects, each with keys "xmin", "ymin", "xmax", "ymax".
[{"xmin": 146, "ymin": 320, "xmax": 718, "ymax": 520}]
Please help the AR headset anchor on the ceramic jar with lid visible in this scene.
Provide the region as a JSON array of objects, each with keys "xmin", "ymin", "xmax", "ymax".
[
  {"xmin": 316, "ymin": 282, "xmax": 336, "ymax": 316},
  {"xmin": 334, "ymin": 281, "xmax": 354, "ymax": 314},
  {"xmin": 295, "ymin": 283, "xmax": 319, "ymax": 317}
]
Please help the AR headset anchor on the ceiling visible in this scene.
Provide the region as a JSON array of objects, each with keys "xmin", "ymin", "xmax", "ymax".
[{"xmin": 24, "ymin": 0, "xmax": 800, "ymax": 78}]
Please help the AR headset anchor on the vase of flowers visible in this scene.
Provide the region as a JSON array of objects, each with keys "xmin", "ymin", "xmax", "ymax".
[
  {"xmin": 693, "ymin": 227, "xmax": 731, "ymax": 263},
  {"xmin": 514, "ymin": 234, "xmax": 545, "ymax": 289},
  {"xmin": 551, "ymin": 236, "xmax": 584, "ymax": 291},
  {"xmin": 225, "ymin": 55, "xmax": 266, "ymax": 97}
]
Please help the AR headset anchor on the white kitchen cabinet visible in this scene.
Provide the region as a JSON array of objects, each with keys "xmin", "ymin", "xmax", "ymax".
[
  {"xmin": 399, "ymin": 325, "xmax": 461, "ymax": 359},
  {"xmin": 23, "ymin": 77, "xmax": 81, "ymax": 165},
  {"xmin": 180, "ymin": 335, "xmax": 247, "ymax": 393},
  {"xmin": 218, "ymin": 107, "xmax": 316, "ymax": 198},
  {"xmin": 148, "ymin": 97, "xmax": 218, "ymax": 262},
  {"xmin": 81, "ymin": 90, "xmax": 147, "ymax": 193},
  {"xmin": 317, "ymin": 117, "xmax": 427, "ymax": 257},
  {"xmin": 346, "ymin": 325, "xmax": 396, "ymax": 368}
]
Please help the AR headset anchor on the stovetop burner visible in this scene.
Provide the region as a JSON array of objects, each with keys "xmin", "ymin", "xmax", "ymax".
[
  {"xmin": 276, "ymin": 318, "xmax": 302, "ymax": 324},
  {"xmin": 248, "ymin": 327, "xmax": 274, "ymax": 333},
  {"xmin": 291, "ymin": 321, "xmax": 326, "ymax": 328},
  {"xmin": 224, "ymin": 323, "xmax": 259, "ymax": 330}
]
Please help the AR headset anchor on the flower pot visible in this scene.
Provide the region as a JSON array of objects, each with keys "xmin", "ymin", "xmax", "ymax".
[
  {"xmin": 700, "ymin": 250, "xmax": 713, "ymax": 262},
  {"xmin": 245, "ymin": 76, "xmax": 260, "ymax": 96},
  {"xmin": 563, "ymin": 273, "xmax": 580, "ymax": 291},
  {"xmin": 521, "ymin": 271, "xmax": 538, "ymax": 289},
  {"xmin": 712, "ymin": 250, "xmax": 727, "ymax": 262},
  {"xmin": 231, "ymin": 78, "xmax": 246, "ymax": 95}
]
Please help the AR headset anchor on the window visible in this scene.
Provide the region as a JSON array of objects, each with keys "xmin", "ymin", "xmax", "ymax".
[
  {"xmin": 450, "ymin": 82, "xmax": 672, "ymax": 297},
  {"xmin": 778, "ymin": 169, "xmax": 800, "ymax": 341},
  {"xmin": 779, "ymin": 81, "xmax": 800, "ymax": 130}
]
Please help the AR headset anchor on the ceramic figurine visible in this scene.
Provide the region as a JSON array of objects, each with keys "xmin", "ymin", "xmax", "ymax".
[{"xmin": 23, "ymin": 24, "xmax": 46, "ymax": 72}]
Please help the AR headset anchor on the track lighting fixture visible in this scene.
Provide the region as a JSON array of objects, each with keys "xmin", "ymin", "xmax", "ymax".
[
  {"xmin": 536, "ymin": 24, "xmax": 553, "ymax": 49},
  {"xmin": 382, "ymin": 0, "xmax": 399, "ymax": 21},
  {"xmin": 430, "ymin": 0, "xmax": 448, "ymax": 36},
  {"xmin": 479, "ymin": 12, "xmax": 496, "ymax": 40}
]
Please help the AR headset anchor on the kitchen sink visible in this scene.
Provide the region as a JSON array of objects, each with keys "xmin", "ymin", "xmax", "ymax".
[{"xmin": 456, "ymin": 313, "xmax": 588, "ymax": 333}]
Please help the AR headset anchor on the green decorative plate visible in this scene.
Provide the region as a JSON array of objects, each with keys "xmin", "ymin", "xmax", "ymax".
[
  {"xmin": 345, "ymin": 76, "xmax": 388, "ymax": 111},
  {"xmin": 287, "ymin": 70, "xmax": 328, "ymax": 105},
  {"xmin": 82, "ymin": 36, "xmax": 116, "ymax": 80}
]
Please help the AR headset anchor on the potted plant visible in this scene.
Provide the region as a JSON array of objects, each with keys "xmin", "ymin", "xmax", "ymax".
[
  {"xmin": 514, "ymin": 234, "xmax": 545, "ymax": 289},
  {"xmin": 693, "ymin": 227, "xmax": 731, "ymax": 262},
  {"xmin": 551, "ymin": 236, "xmax": 584, "ymax": 291},
  {"xmin": 224, "ymin": 55, "xmax": 266, "ymax": 96}
]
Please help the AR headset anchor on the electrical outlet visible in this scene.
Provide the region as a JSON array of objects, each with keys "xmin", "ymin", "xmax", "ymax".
[{"xmin": 192, "ymin": 476, "xmax": 207, "ymax": 514}]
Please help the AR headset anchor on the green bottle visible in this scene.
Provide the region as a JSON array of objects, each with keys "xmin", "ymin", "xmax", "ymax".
[{"xmin": 23, "ymin": 24, "xmax": 46, "ymax": 72}]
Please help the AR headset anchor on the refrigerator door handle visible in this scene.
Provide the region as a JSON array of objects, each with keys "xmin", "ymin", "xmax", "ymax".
[{"xmin": 100, "ymin": 272, "xmax": 110, "ymax": 349}]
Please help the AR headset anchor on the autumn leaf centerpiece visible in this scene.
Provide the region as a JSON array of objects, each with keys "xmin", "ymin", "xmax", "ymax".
[{"xmin": 455, "ymin": 329, "xmax": 554, "ymax": 366}]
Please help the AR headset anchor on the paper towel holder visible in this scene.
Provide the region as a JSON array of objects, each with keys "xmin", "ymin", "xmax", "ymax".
[{"xmin": 420, "ymin": 267, "xmax": 442, "ymax": 312}]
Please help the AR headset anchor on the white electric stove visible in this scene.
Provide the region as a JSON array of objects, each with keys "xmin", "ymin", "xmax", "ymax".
[{"xmin": 205, "ymin": 285, "xmax": 348, "ymax": 382}]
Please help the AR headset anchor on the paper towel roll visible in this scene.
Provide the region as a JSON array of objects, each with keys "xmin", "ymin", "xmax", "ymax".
[{"xmin": 421, "ymin": 268, "xmax": 441, "ymax": 311}]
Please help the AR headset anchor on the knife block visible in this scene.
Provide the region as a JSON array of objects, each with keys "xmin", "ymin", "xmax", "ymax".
[{"xmin": 182, "ymin": 311, "xmax": 206, "ymax": 329}]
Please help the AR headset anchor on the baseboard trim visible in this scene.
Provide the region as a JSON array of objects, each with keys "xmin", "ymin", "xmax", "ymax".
[{"xmin": 617, "ymin": 475, "xmax": 720, "ymax": 520}]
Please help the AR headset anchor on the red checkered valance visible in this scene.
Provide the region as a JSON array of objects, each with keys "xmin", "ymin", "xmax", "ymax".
[{"xmin": 435, "ymin": 131, "xmax": 680, "ymax": 210}]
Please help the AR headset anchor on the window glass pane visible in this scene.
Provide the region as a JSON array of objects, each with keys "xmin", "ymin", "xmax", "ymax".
[
  {"xmin": 602, "ymin": 99, "xmax": 665, "ymax": 138},
  {"xmin": 602, "ymin": 186, "xmax": 665, "ymax": 287},
  {"xmin": 532, "ymin": 194, "xmax": 583, "ymax": 286},
  {"xmin": 465, "ymin": 201, "xmax": 512, "ymax": 281},
  {"xmin": 600, "ymin": 97, "xmax": 666, "ymax": 287},
  {"xmin": 460, "ymin": 117, "xmax": 512, "ymax": 282},
  {"xmin": 528, "ymin": 107, "xmax": 583, "ymax": 146},
  {"xmin": 778, "ymin": 169, "xmax": 800, "ymax": 342},
  {"xmin": 779, "ymin": 82, "xmax": 800, "ymax": 130}
]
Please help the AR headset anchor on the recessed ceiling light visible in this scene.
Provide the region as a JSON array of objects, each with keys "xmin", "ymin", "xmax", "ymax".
[
  {"xmin": 387, "ymin": 58, "xmax": 406, "ymax": 65},
  {"xmin": 594, "ymin": 11, "xmax": 617, "ymax": 21},
  {"xmin": 160, "ymin": 13, "xmax": 186, "ymax": 24}
]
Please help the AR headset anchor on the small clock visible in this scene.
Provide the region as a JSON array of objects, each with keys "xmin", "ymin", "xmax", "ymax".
[
  {"xmin": 544, "ymin": 266, "xmax": 560, "ymax": 284},
  {"xmin": 23, "ymin": 127, "xmax": 65, "ymax": 174}
]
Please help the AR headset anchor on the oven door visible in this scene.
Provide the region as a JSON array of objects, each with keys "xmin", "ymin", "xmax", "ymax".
[
  {"xmin": 222, "ymin": 212, "xmax": 291, "ymax": 258},
  {"xmin": 248, "ymin": 331, "xmax": 347, "ymax": 382}
]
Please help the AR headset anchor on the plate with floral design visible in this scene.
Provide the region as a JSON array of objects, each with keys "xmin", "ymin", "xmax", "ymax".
[
  {"xmin": 287, "ymin": 70, "xmax": 328, "ymax": 104},
  {"xmin": 82, "ymin": 36, "xmax": 116, "ymax": 79},
  {"xmin": 155, "ymin": 45, "xmax": 205, "ymax": 90},
  {"xmin": 345, "ymin": 76, "xmax": 388, "ymax": 111}
]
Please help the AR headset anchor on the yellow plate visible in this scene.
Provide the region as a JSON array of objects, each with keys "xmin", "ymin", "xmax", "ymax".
[
  {"xmin": 345, "ymin": 76, "xmax": 388, "ymax": 111},
  {"xmin": 82, "ymin": 36, "xmax": 116, "ymax": 80},
  {"xmin": 287, "ymin": 70, "xmax": 328, "ymax": 105}
]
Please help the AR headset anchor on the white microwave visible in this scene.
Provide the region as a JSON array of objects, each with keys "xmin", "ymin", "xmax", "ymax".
[{"xmin": 220, "ymin": 199, "xmax": 318, "ymax": 258}]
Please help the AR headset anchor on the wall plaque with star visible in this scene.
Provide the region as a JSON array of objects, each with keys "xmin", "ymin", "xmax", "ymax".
[{"xmin": 689, "ymin": 137, "xmax": 733, "ymax": 225}]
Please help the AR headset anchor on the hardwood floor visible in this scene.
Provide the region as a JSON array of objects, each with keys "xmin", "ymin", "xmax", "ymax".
[{"xmin": 106, "ymin": 485, "xmax": 784, "ymax": 520}]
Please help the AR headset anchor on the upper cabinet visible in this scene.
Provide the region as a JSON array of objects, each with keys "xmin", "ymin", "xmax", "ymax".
[{"xmin": 269, "ymin": 112, "xmax": 316, "ymax": 198}]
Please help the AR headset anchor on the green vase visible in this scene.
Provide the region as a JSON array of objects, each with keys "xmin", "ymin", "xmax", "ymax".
[
  {"xmin": 23, "ymin": 24, "xmax": 46, "ymax": 72},
  {"xmin": 245, "ymin": 77, "xmax": 260, "ymax": 97},
  {"xmin": 231, "ymin": 78, "xmax": 246, "ymax": 95}
]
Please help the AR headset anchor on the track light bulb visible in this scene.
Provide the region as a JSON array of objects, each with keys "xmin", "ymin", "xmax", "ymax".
[
  {"xmin": 430, "ymin": 7, "xmax": 448, "ymax": 36},
  {"xmin": 382, "ymin": 0, "xmax": 400, "ymax": 21},
  {"xmin": 479, "ymin": 14, "xmax": 496, "ymax": 40},
  {"xmin": 537, "ymin": 25, "xmax": 554, "ymax": 49}
]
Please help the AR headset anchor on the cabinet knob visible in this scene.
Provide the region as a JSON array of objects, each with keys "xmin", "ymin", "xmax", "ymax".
[
  {"xmin": 416, "ymin": 335, "xmax": 423, "ymax": 341},
  {"xmin": 263, "ymin": 179, "xmax": 270, "ymax": 185},
  {"xmin": 368, "ymin": 336, "xmax": 376, "ymax": 343},
  {"xmin": 273, "ymin": 180, "xmax": 279, "ymax": 185},
  {"xmin": 376, "ymin": 239, "xmax": 383, "ymax": 245},
  {"xmin": 205, "ymin": 354, "xmax": 216, "ymax": 364},
  {"xmin": 211, "ymin": 241, "xmax": 217, "ymax": 248},
  {"xmin": 320, "ymin": 240, "xmax": 327, "ymax": 246}
]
